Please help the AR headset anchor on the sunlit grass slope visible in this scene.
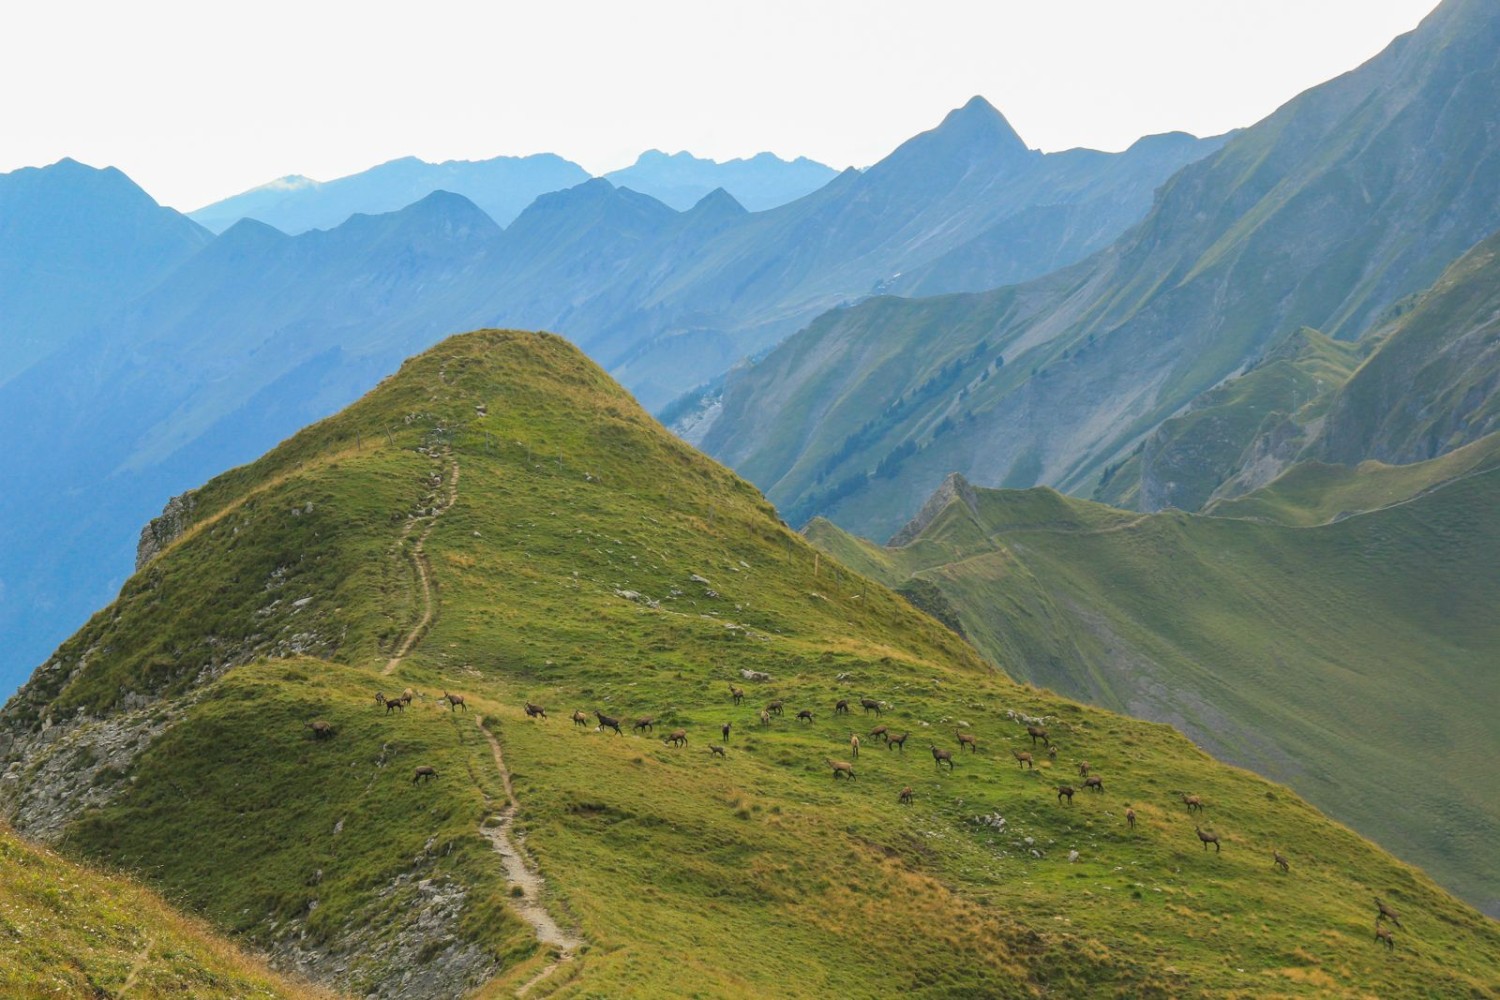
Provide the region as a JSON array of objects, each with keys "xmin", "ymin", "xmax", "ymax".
[{"xmin": 5, "ymin": 331, "xmax": 1499, "ymax": 997}]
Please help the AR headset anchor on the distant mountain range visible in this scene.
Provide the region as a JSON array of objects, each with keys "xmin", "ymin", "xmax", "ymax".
[
  {"xmin": 696, "ymin": 0, "xmax": 1500, "ymax": 541},
  {"xmin": 603, "ymin": 149, "xmax": 839, "ymax": 211},
  {"xmin": 0, "ymin": 101, "xmax": 1220, "ymax": 689}
]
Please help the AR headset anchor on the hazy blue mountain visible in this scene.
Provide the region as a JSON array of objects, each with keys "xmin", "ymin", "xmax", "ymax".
[
  {"xmin": 188, "ymin": 153, "xmax": 591, "ymax": 232},
  {"xmin": 0, "ymin": 159, "xmax": 209, "ymax": 384},
  {"xmin": 699, "ymin": 0, "xmax": 1500, "ymax": 539},
  {"xmin": 604, "ymin": 149, "xmax": 839, "ymax": 211}
]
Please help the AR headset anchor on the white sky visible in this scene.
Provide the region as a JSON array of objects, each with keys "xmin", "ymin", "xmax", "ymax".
[{"xmin": 0, "ymin": 0, "xmax": 1439, "ymax": 211}]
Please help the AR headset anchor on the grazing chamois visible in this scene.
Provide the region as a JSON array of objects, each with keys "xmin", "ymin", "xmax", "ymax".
[
  {"xmin": 1273, "ymin": 850, "xmax": 1289, "ymax": 873},
  {"xmin": 869, "ymin": 725, "xmax": 890, "ymax": 743},
  {"xmin": 401, "ymin": 688, "xmax": 418, "ymax": 703},
  {"xmin": 595, "ymin": 712, "xmax": 623, "ymax": 736},
  {"xmin": 385, "ymin": 696, "xmax": 406, "ymax": 714},
  {"xmin": 1077, "ymin": 761, "xmax": 1090, "ymax": 777},
  {"xmin": 571, "ymin": 710, "xmax": 588, "ymax": 727},
  {"xmin": 412, "ymin": 765, "xmax": 438, "ymax": 784},
  {"xmin": 759, "ymin": 708, "xmax": 771, "ymax": 726},
  {"xmin": 831, "ymin": 760, "xmax": 856, "ymax": 780},
  {"xmin": 307, "ymin": 720, "xmax": 335, "ymax": 740},
  {"xmin": 1375, "ymin": 897, "xmax": 1402, "ymax": 928},
  {"xmin": 721, "ymin": 722, "xmax": 731, "ymax": 741},
  {"xmin": 1374, "ymin": 924, "xmax": 1395, "ymax": 951},
  {"xmin": 1195, "ymin": 826, "xmax": 1220, "ymax": 852},
  {"xmin": 664, "ymin": 729, "xmax": 688, "ymax": 747},
  {"xmin": 633, "ymin": 716, "xmax": 656, "ymax": 734},
  {"xmin": 835, "ymin": 699, "xmax": 850, "ymax": 714},
  {"xmin": 729, "ymin": 684, "xmax": 744, "ymax": 705},
  {"xmin": 767, "ymin": 700, "xmax": 785, "ymax": 716},
  {"xmin": 1182, "ymin": 794, "xmax": 1204, "ymax": 813},
  {"xmin": 1083, "ymin": 775, "xmax": 1104, "ymax": 793},
  {"xmin": 1011, "ymin": 749, "xmax": 1033, "ymax": 769},
  {"xmin": 441, "ymin": 691, "xmax": 467, "ymax": 712},
  {"xmin": 898, "ymin": 786, "xmax": 914, "ymax": 805},
  {"xmin": 374, "ymin": 692, "xmax": 386, "ymax": 706},
  {"xmin": 1047, "ymin": 745, "xmax": 1057, "ymax": 760},
  {"xmin": 931, "ymin": 745, "xmax": 954, "ymax": 769},
  {"xmin": 860, "ymin": 698, "xmax": 883, "ymax": 716},
  {"xmin": 1026, "ymin": 725, "xmax": 1050, "ymax": 746},
  {"xmin": 1057, "ymin": 785, "xmax": 1075, "ymax": 804},
  {"xmin": 957, "ymin": 731, "xmax": 978, "ymax": 753},
  {"xmin": 708, "ymin": 744, "xmax": 727, "ymax": 758},
  {"xmin": 887, "ymin": 732, "xmax": 909, "ymax": 751},
  {"xmin": 524, "ymin": 702, "xmax": 547, "ymax": 720},
  {"xmin": 797, "ymin": 709, "xmax": 815, "ymax": 723},
  {"xmin": 1126, "ymin": 808, "xmax": 1136, "ymax": 829}
]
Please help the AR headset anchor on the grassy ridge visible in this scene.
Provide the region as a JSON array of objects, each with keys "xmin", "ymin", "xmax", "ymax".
[{"xmin": 5, "ymin": 331, "xmax": 1499, "ymax": 996}]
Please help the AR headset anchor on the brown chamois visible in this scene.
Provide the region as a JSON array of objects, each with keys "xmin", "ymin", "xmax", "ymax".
[
  {"xmin": 307, "ymin": 720, "xmax": 335, "ymax": 740},
  {"xmin": 595, "ymin": 712, "xmax": 623, "ymax": 736},
  {"xmin": 664, "ymin": 729, "xmax": 688, "ymax": 747},
  {"xmin": 898, "ymin": 786, "xmax": 914, "ymax": 805},
  {"xmin": 524, "ymin": 702, "xmax": 547, "ymax": 720},
  {"xmin": 385, "ymin": 696, "xmax": 406, "ymax": 714},
  {"xmin": 797, "ymin": 709, "xmax": 815, "ymax": 723},
  {"xmin": 571, "ymin": 710, "xmax": 588, "ymax": 727},
  {"xmin": 830, "ymin": 760, "xmax": 856, "ymax": 780},
  {"xmin": 401, "ymin": 687, "xmax": 418, "ymax": 703},
  {"xmin": 441, "ymin": 691, "xmax": 466, "ymax": 712},
  {"xmin": 1057, "ymin": 785, "xmax": 1075, "ymax": 804},
  {"xmin": 374, "ymin": 692, "xmax": 386, "ymax": 706},
  {"xmin": 1046, "ymin": 745, "xmax": 1057, "ymax": 760},
  {"xmin": 767, "ymin": 700, "xmax": 784, "ymax": 716},
  {"xmin": 1182, "ymin": 794, "xmax": 1204, "ymax": 813},
  {"xmin": 869, "ymin": 725, "xmax": 890, "ymax": 743},
  {"xmin": 721, "ymin": 722, "xmax": 731, "ymax": 741},
  {"xmin": 708, "ymin": 744, "xmax": 727, "ymax": 758},
  {"xmin": 1026, "ymin": 725, "xmax": 1050, "ymax": 747},
  {"xmin": 1374, "ymin": 924, "xmax": 1396, "ymax": 951},
  {"xmin": 887, "ymin": 731, "xmax": 909, "ymax": 751},
  {"xmin": 1125, "ymin": 808, "xmax": 1136, "ymax": 829},
  {"xmin": 1011, "ymin": 749, "xmax": 1033, "ymax": 769},
  {"xmin": 1195, "ymin": 826, "xmax": 1220, "ymax": 852},
  {"xmin": 1077, "ymin": 761, "xmax": 1090, "ymax": 777},
  {"xmin": 759, "ymin": 708, "xmax": 771, "ymax": 726},
  {"xmin": 860, "ymin": 698, "xmax": 883, "ymax": 715},
  {"xmin": 1375, "ymin": 897, "xmax": 1402, "ymax": 928},
  {"xmin": 1083, "ymin": 775, "xmax": 1104, "ymax": 792},
  {"xmin": 633, "ymin": 716, "xmax": 656, "ymax": 733},
  {"xmin": 1273, "ymin": 850, "xmax": 1289, "ymax": 873},
  {"xmin": 850, "ymin": 734, "xmax": 860, "ymax": 758},
  {"xmin": 729, "ymin": 684, "xmax": 744, "ymax": 705},
  {"xmin": 931, "ymin": 745, "xmax": 954, "ymax": 769},
  {"xmin": 956, "ymin": 731, "xmax": 978, "ymax": 753},
  {"xmin": 835, "ymin": 699, "xmax": 850, "ymax": 714},
  {"xmin": 412, "ymin": 765, "xmax": 438, "ymax": 784}
]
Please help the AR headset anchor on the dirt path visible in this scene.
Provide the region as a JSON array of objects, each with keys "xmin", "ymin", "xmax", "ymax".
[
  {"xmin": 475, "ymin": 715, "xmax": 584, "ymax": 996},
  {"xmin": 383, "ymin": 450, "xmax": 460, "ymax": 676}
]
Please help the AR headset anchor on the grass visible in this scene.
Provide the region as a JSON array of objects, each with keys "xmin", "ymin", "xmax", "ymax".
[{"xmin": 4, "ymin": 330, "xmax": 1499, "ymax": 997}]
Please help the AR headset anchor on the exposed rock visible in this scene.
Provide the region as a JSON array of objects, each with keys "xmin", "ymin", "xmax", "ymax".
[
  {"xmin": 136, "ymin": 490, "xmax": 197, "ymax": 570},
  {"xmin": 889, "ymin": 473, "xmax": 979, "ymax": 546}
]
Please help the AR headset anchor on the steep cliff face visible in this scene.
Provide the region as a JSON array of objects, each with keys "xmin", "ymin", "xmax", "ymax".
[{"xmin": 135, "ymin": 490, "xmax": 197, "ymax": 570}]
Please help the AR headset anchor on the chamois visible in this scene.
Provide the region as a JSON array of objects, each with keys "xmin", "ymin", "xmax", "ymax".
[
  {"xmin": 957, "ymin": 731, "xmax": 978, "ymax": 753},
  {"xmin": 887, "ymin": 732, "xmax": 909, "ymax": 751},
  {"xmin": 1375, "ymin": 897, "xmax": 1403, "ymax": 928},
  {"xmin": 831, "ymin": 760, "xmax": 856, "ymax": 780},
  {"xmin": 797, "ymin": 709, "xmax": 815, "ymax": 723},
  {"xmin": 1182, "ymin": 794, "xmax": 1204, "ymax": 813},
  {"xmin": 307, "ymin": 720, "xmax": 334, "ymax": 740},
  {"xmin": 1083, "ymin": 775, "xmax": 1104, "ymax": 792},
  {"xmin": 721, "ymin": 722, "xmax": 731, "ymax": 741},
  {"xmin": 931, "ymin": 745, "xmax": 954, "ymax": 769},
  {"xmin": 860, "ymin": 698, "xmax": 883, "ymax": 716},
  {"xmin": 595, "ymin": 712, "xmax": 623, "ymax": 736},
  {"xmin": 664, "ymin": 729, "xmax": 688, "ymax": 747},
  {"xmin": 1126, "ymin": 808, "xmax": 1136, "ymax": 829},
  {"xmin": 1374, "ymin": 924, "xmax": 1395, "ymax": 951},
  {"xmin": 374, "ymin": 692, "xmax": 386, "ymax": 706},
  {"xmin": 1047, "ymin": 745, "xmax": 1057, "ymax": 760},
  {"xmin": 1273, "ymin": 850, "xmax": 1289, "ymax": 873},
  {"xmin": 1195, "ymin": 826, "xmax": 1221, "ymax": 852},
  {"xmin": 1026, "ymin": 725, "xmax": 1050, "ymax": 747},
  {"xmin": 524, "ymin": 702, "xmax": 547, "ymax": 719},
  {"xmin": 850, "ymin": 734, "xmax": 860, "ymax": 758},
  {"xmin": 385, "ymin": 696, "xmax": 406, "ymax": 714},
  {"xmin": 1057, "ymin": 785, "xmax": 1075, "ymax": 804},
  {"xmin": 759, "ymin": 708, "xmax": 771, "ymax": 726},
  {"xmin": 729, "ymin": 684, "xmax": 744, "ymax": 705},
  {"xmin": 767, "ymin": 700, "xmax": 785, "ymax": 716},
  {"xmin": 869, "ymin": 725, "xmax": 890, "ymax": 743},
  {"xmin": 1011, "ymin": 749, "xmax": 1033, "ymax": 769},
  {"xmin": 708, "ymin": 744, "xmax": 727, "ymax": 758},
  {"xmin": 835, "ymin": 699, "xmax": 850, "ymax": 714},
  {"xmin": 633, "ymin": 716, "xmax": 656, "ymax": 733},
  {"xmin": 441, "ymin": 691, "xmax": 467, "ymax": 712},
  {"xmin": 1077, "ymin": 761, "xmax": 1090, "ymax": 777},
  {"xmin": 898, "ymin": 786, "xmax": 914, "ymax": 805},
  {"xmin": 412, "ymin": 765, "xmax": 438, "ymax": 784},
  {"xmin": 571, "ymin": 710, "xmax": 588, "ymax": 727},
  {"xmin": 401, "ymin": 687, "xmax": 418, "ymax": 703}
]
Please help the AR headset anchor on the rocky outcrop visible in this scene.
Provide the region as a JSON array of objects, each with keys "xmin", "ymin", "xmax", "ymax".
[
  {"xmin": 135, "ymin": 490, "xmax": 197, "ymax": 570},
  {"xmin": 889, "ymin": 472, "xmax": 979, "ymax": 546}
]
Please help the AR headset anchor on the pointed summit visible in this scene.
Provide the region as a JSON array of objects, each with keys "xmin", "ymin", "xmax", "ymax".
[
  {"xmin": 937, "ymin": 95, "xmax": 1029, "ymax": 153},
  {"xmin": 870, "ymin": 96, "xmax": 1034, "ymax": 186}
]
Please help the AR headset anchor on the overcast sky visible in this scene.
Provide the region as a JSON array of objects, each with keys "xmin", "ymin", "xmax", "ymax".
[{"xmin": 0, "ymin": 0, "xmax": 1439, "ymax": 211}]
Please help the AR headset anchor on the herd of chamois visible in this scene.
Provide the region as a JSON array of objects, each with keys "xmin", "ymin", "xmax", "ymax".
[{"xmin": 308, "ymin": 677, "xmax": 1412, "ymax": 952}]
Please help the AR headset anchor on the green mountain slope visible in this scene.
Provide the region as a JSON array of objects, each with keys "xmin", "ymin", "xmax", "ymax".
[
  {"xmin": 808, "ymin": 439, "xmax": 1500, "ymax": 918},
  {"xmin": 0, "ymin": 823, "xmax": 324, "ymax": 997},
  {"xmin": 4, "ymin": 331, "xmax": 1498, "ymax": 997}
]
